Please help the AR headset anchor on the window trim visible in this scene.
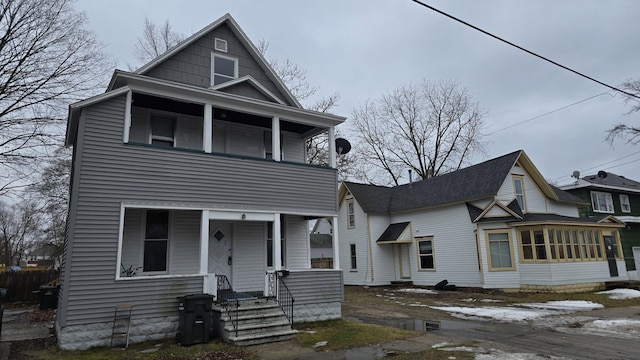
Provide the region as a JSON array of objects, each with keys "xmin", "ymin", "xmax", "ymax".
[
  {"xmin": 620, "ymin": 194, "xmax": 631, "ymax": 213},
  {"xmin": 140, "ymin": 209, "xmax": 170, "ymax": 275},
  {"xmin": 485, "ymin": 229, "xmax": 516, "ymax": 271},
  {"xmin": 211, "ymin": 52, "xmax": 238, "ymax": 86},
  {"xmin": 350, "ymin": 243, "xmax": 357, "ymax": 270},
  {"xmin": 346, "ymin": 199, "xmax": 355, "ymax": 229},
  {"xmin": 214, "ymin": 38, "xmax": 228, "ymax": 53},
  {"xmin": 512, "ymin": 175, "xmax": 527, "ymax": 212},
  {"xmin": 416, "ymin": 236, "xmax": 435, "ymax": 271},
  {"xmin": 149, "ymin": 113, "xmax": 176, "ymax": 148},
  {"xmin": 591, "ymin": 191, "xmax": 614, "ymax": 213}
]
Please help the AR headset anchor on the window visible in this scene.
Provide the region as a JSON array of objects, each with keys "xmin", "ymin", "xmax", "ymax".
[
  {"xmin": 347, "ymin": 200, "xmax": 355, "ymax": 228},
  {"xmin": 513, "ymin": 176, "xmax": 526, "ymax": 211},
  {"xmin": 266, "ymin": 217, "xmax": 286, "ymax": 268},
  {"xmin": 620, "ymin": 194, "xmax": 631, "ymax": 213},
  {"xmin": 143, "ymin": 210, "xmax": 169, "ymax": 273},
  {"xmin": 591, "ymin": 191, "xmax": 614, "ymax": 213},
  {"xmin": 214, "ymin": 38, "xmax": 228, "ymax": 52},
  {"xmin": 417, "ymin": 238, "xmax": 434, "ymax": 270},
  {"xmin": 212, "ymin": 54, "xmax": 237, "ymax": 86},
  {"xmin": 486, "ymin": 230, "xmax": 514, "ymax": 270},
  {"xmin": 150, "ymin": 115, "xmax": 175, "ymax": 147},
  {"xmin": 350, "ymin": 244, "xmax": 357, "ymax": 270},
  {"xmin": 519, "ymin": 226, "xmax": 614, "ymax": 263}
]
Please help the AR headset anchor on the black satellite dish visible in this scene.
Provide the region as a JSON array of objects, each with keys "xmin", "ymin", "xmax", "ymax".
[
  {"xmin": 597, "ymin": 170, "xmax": 608, "ymax": 179},
  {"xmin": 335, "ymin": 138, "xmax": 351, "ymax": 155}
]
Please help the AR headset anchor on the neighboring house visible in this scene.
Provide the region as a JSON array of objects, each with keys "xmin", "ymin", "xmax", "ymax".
[
  {"xmin": 25, "ymin": 243, "xmax": 58, "ymax": 268},
  {"xmin": 59, "ymin": 14, "xmax": 345, "ymax": 350},
  {"xmin": 560, "ymin": 172, "xmax": 640, "ymax": 280},
  {"xmin": 310, "ymin": 218, "xmax": 334, "ymax": 268},
  {"xmin": 339, "ymin": 150, "xmax": 628, "ymax": 292}
]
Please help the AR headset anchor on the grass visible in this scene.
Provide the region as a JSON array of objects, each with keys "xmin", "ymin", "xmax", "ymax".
[
  {"xmin": 294, "ymin": 318, "xmax": 418, "ymax": 351},
  {"xmin": 391, "ymin": 349, "xmax": 476, "ymax": 360}
]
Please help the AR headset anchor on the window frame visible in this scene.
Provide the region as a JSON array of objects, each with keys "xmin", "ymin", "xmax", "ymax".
[
  {"xmin": 416, "ymin": 237, "xmax": 435, "ymax": 271},
  {"xmin": 214, "ymin": 38, "xmax": 228, "ymax": 53},
  {"xmin": 485, "ymin": 229, "xmax": 516, "ymax": 271},
  {"xmin": 211, "ymin": 53, "xmax": 238, "ymax": 86},
  {"xmin": 350, "ymin": 243, "xmax": 357, "ymax": 270},
  {"xmin": 512, "ymin": 175, "xmax": 527, "ymax": 211},
  {"xmin": 620, "ymin": 194, "xmax": 631, "ymax": 213},
  {"xmin": 346, "ymin": 199, "xmax": 355, "ymax": 229},
  {"xmin": 149, "ymin": 113, "xmax": 176, "ymax": 148},
  {"xmin": 140, "ymin": 209, "xmax": 170, "ymax": 275},
  {"xmin": 591, "ymin": 191, "xmax": 614, "ymax": 213}
]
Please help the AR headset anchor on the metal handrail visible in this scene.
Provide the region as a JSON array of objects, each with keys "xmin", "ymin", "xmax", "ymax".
[
  {"xmin": 215, "ymin": 274, "xmax": 239, "ymax": 337},
  {"xmin": 275, "ymin": 270, "xmax": 295, "ymax": 325}
]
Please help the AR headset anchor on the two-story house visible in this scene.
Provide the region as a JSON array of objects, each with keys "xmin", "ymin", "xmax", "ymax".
[
  {"xmin": 339, "ymin": 150, "xmax": 628, "ymax": 291},
  {"xmin": 560, "ymin": 171, "xmax": 640, "ymax": 280},
  {"xmin": 59, "ymin": 14, "xmax": 345, "ymax": 350}
]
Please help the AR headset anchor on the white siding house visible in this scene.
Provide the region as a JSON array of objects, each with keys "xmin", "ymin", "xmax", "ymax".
[{"xmin": 339, "ymin": 150, "xmax": 627, "ymax": 291}]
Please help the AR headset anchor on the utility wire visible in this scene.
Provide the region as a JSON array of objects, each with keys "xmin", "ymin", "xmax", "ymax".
[
  {"xmin": 410, "ymin": 0, "xmax": 640, "ymax": 100},
  {"xmin": 484, "ymin": 92, "xmax": 613, "ymax": 136},
  {"xmin": 549, "ymin": 150, "xmax": 640, "ymax": 182}
]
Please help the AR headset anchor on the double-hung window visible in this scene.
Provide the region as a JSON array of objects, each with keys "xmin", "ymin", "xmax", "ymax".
[
  {"xmin": 486, "ymin": 230, "xmax": 515, "ymax": 270},
  {"xmin": 150, "ymin": 115, "xmax": 175, "ymax": 147},
  {"xmin": 417, "ymin": 238, "xmax": 434, "ymax": 270},
  {"xmin": 513, "ymin": 176, "xmax": 526, "ymax": 211},
  {"xmin": 212, "ymin": 53, "xmax": 238, "ymax": 86},
  {"xmin": 350, "ymin": 244, "xmax": 357, "ymax": 270},
  {"xmin": 591, "ymin": 191, "xmax": 614, "ymax": 213},
  {"xmin": 347, "ymin": 199, "xmax": 355, "ymax": 228},
  {"xmin": 620, "ymin": 194, "xmax": 631, "ymax": 213},
  {"xmin": 143, "ymin": 210, "xmax": 169, "ymax": 273}
]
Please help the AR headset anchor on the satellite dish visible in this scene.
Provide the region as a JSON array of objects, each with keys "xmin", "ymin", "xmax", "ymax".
[
  {"xmin": 572, "ymin": 170, "xmax": 580, "ymax": 179},
  {"xmin": 335, "ymin": 138, "xmax": 351, "ymax": 155},
  {"xmin": 597, "ymin": 170, "xmax": 608, "ymax": 179}
]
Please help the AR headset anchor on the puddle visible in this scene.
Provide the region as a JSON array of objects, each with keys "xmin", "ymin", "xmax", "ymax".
[{"xmin": 359, "ymin": 316, "xmax": 484, "ymax": 332}]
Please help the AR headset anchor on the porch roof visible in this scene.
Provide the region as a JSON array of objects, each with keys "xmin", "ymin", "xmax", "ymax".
[{"xmin": 376, "ymin": 222, "xmax": 412, "ymax": 244}]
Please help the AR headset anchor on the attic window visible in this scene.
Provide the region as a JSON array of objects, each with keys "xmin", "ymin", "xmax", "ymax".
[
  {"xmin": 214, "ymin": 38, "xmax": 228, "ymax": 53},
  {"xmin": 211, "ymin": 53, "xmax": 238, "ymax": 86}
]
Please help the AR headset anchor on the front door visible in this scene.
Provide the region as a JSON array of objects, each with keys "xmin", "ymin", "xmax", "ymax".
[
  {"xmin": 399, "ymin": 244, "xmax": 411, "ymax": 279},
  {"xmin": 209, "ymin": 221, "xmax": 233, "ymax": 281},
  {"xmin": 603, "ymin": 235, "xmax": 619, "ymax": 277}
]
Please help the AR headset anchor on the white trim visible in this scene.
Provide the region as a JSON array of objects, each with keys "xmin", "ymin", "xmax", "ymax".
[
  {"xmin": 329, "ymin": 126, "xmax": 336, "ymax": 168},
  {"xmin": 204, "ymin": 104, "xmax": 212, "ymax": 153},
  {"xmin": 210, "ymin": 52, "xmax": 238, "ymax": 87},
  {"xmin": 123, "ymin": 90, "xmax": 132, "ymax": 143},
  {"xmin": 620, "ymin": 194, "xmax": 631, "ymax": 213},
  {"xmin": 200, "ymin": 210, "xmax": 209, "ymax": 274},
  {"xmin": 559, "ymin": 178, "xmax": 640, "ymax": 194},
  {"xmin": 332, "ymin": 216, "xmax": 340, "ymax": 270},
  {"xmin": 272, "ymin": 116, "xmax": 281, "ymax": 161},
  {"xmin": 212, "ymin": 75, "xmax": 287, "ymax": 105},
  {"xmin": 115, "ymin": 204, "xmax": 126, "ymax": 280},
  {"xmin": 274, "ymin": 213, "xmax": 282, "ymax": 270},
  {"xmin": 591, "ymin": 190, "xmax": 614, "ymax": 213},
  {"xmin": 615, "ymin": 216, "xmax": 640, "ymax": 223},
  {"xmin": 121, "ymin": 202, "xmax": 338, "ymax": 218}
]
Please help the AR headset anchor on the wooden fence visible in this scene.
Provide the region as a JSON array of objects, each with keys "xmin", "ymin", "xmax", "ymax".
[{"xmin": 0, "ymin": 270, "xmax": 59, "ymax": 303}]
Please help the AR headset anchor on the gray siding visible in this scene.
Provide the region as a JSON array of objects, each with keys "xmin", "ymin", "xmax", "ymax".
[
  {"xmin": 145, "ymin": 23, "xmax": 293, "ymax": 106},
  {"xmin": 219, "ymin": 82, "xmax": 273, "ymax": 102},
  {"xmin": 61, "ymin": 95, "xmax": 336, "ymax": 327},
  {"xmin": 281, "ymin": 270, "xmax": 343, "ymax": 305}
]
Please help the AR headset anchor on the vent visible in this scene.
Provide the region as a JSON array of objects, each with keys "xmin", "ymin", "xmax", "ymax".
[{"xmin": 214, "ymin": 38, "xmax": 228, "ymax": 53}]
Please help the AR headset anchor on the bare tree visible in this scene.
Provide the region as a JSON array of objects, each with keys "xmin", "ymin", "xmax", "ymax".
[
  {"xmin": 134, "ymin": 17, "xmax": 184, "ymax": 65},
  {"xmin": 607, "ymin": 79, "xmax": 640, "ymax": 144},
  {"xmin": 0, "ymin": 200, "xmax": 42, "ymax": 266},
  {"xmin": 0, "ymin": 0, "xmax": 113, "ymax": 196},
  {"xmin": 351, "ymin": 80, "xmax": 486, "ymax": 186}
]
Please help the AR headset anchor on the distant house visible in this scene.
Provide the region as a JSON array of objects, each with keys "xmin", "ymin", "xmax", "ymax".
[
  {"xmin": 560, "ymin": 171, "xmax": 640, "ymax": 280},
  {"xmin": 339, "ymin": 150, "xmax": 628, "ymax": 292},
  {"xmin": 59, "ymin": 14, "xmax": 345, "ymax": 350},
  {"xmin": 310, "ymin": 218, "xmax": 334, "ymax": 268}
]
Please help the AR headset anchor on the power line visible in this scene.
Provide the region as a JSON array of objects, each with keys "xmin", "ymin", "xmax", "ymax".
[
  {"xmin": 549, "ymin": 150, "xmax": 640, "ymax": 182},
  {"xmin": 484, "ymin": 92, "xmax": 613, "ymax": 136},
  {"xmin": 410, "ymin": 0, "xmax": 640, "ymax": 100}
]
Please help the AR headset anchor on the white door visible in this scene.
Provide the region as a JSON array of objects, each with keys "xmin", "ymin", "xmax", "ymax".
[
  {"xmin": 399, "ymin": 244, "xmax": 411, "ymax": 279},
  {"xmin": 209, "ymin": 221, "xmax": 233, "ymax": 281}
]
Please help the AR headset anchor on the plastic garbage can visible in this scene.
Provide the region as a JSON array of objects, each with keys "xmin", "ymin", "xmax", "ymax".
[{"xmin": 176, "ymin": 294, "xmax": 213, "ymax": 346}]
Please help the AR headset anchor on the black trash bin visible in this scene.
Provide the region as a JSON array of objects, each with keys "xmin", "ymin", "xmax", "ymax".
[
  {"xmin": 39, "ymin": 285, "xmax": 59, "ymax": 310},
  {"xmin": 176, "ymin": 294, "xmax": 213, "ymax": 346}
]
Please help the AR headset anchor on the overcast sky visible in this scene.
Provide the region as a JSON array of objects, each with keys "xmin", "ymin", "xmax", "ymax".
[{"xmin": 76, "ymin": 0, "xmax": 640, "ymax": 185}]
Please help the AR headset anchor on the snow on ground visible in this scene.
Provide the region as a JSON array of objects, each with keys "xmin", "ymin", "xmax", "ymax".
[
  {"xmin": 396, "ymin": 288, "xmax": 438, "ymax": 294},
  {"xmin": 520, "ymin": 300, "xmax": 604, "ymax": 311},
  {"xmin": 431, "ymin": 305, "xmax": 557, "ymax": 321},
  {"xmin": 596, "ymin": 288, "xmax": 640, "ymax": 299}
]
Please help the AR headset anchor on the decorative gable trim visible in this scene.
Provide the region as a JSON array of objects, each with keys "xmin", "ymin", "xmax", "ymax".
[
  {"xmin": 212, "ymin": 75, "xmax": 286, "ymax": 105},
  {"xmin": 133, "ymin": 13, "xmax": 301, "ymax": 109},
  {"xmin": 513, "ymin": 152, "xmax": 560, "ymax": 201},
  {"xmin": 473, "ymin": 200, "xmax": 523, "ymax": 223}
]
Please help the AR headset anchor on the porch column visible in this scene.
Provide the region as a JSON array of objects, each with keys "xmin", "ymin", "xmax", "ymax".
[
  {"xmin": 272, "ymin": 116, "xmax": 281, "ymax": 161},
  {"xmin": 204, "ymin": 104, "xmax": 212, "ymax": 153},
  {"xmin": 274, "ymin": 213, "xmax": 282, "ymax": 270},
  {"xmin": 329, "ymin": 126, "xmax": 336, "ymax": 168},
  {"xmin": 199, "ymin": 210, "xmax": 209, "ymax": 274},
  {"xmin": 332, "ymin": 216, "xmax": 340, "ymax": 269},
  {"xmin": 123, "ymin": 90, "xmax": 132, "ymax": 143}
]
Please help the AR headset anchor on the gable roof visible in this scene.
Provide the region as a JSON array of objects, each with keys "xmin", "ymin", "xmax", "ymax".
[
  {"xmin": 133, "ymin": 13, "xmax": 301, "ymax": 108},
  {"xmin": 560, "ymin": 172, "xmax": 640, "ymax": 194},
  {"xmin": 343, "ymin": 150, "xmax": 584, "ymax": 214},
  {"xmin": 212, "ymin": 76, "xmax": 286, "ymax": 105},
  {"xmin": 376, "ymin": 222, "xmax": 411, "ymax": 243}
]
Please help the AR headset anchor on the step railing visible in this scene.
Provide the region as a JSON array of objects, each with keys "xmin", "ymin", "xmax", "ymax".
[
  {"xmin": 215, "ymin": 274, "xmax": 239, "ymax": 337},
  {"xmin": 268, "ymin": 270, "xmax": 294, "ymax": 325}
]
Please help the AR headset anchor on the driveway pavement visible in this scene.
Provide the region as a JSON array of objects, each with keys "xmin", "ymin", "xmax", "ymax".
[{"xmin": 0, "ymin": 307, "xmax": 52, "ymax": 360}]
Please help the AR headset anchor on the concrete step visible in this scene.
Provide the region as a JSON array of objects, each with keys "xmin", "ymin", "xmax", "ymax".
[
  {"xmin": 228, "ymin": 328, "xmax": 298, "ymax": 346},
  {"xmin": 224, "ymin": 319, "xmax": 292, "ymax": 336}
]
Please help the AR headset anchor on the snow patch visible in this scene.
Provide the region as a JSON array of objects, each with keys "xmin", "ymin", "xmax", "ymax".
[
  {"xmin": 596, "ymin": 288, "xmax": 640, "ymax": 299},
  {"xmin": 396, "ymin": 288, "xmax": 438, "ymax": 294}
]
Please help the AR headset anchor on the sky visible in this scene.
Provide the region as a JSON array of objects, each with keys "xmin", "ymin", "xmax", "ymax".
[{"xmin": 75, "ymin": 0, "xmax": 640, "ymax": 185}]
